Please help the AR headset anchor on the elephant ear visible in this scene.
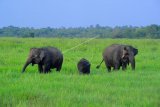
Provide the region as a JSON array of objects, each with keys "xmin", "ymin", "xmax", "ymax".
[
  {"xmin": 39, "ymin": 51, "xmax": 45, "ymax": 61},
  {"xmin": 133, "ymin": 48, "xmax": 138, "ymax": 56}
]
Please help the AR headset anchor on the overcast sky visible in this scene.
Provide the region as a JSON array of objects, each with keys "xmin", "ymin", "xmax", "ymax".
[{"xmin": 0, "ymin": 0, "xmax": 160, "ymax": 28}]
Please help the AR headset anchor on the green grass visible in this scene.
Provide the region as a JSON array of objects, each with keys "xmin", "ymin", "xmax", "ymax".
[{"xmin": 0, "ymin": 37, "xmax": 160, "ymax": 107}]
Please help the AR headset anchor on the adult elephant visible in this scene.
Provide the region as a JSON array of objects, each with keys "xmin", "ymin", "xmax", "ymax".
[
  {"xmin": 96, "ymin": 44, "xmax": 138, "ymax": 72},
  {"xmin": 22, "ymin": 47, "xmax": 63, "ymax": 73}
]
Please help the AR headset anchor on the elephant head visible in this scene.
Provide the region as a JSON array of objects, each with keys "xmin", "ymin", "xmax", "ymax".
[
  {"xmin": 126, "ymin": 46, "xmax": 138, "ymax": 70},
  {"xmin": 22, "ymin": 48, "xmax": 45, "ymax": 73},
  {"xmin": 119, "ymin": 47, "xmax": 130, "ymax": 70},
  {"xmin": 121, "ymin": 47, "xmax": 129, "ymax": 65}
]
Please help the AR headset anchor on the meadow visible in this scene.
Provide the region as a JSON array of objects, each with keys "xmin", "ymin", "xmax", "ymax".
[{"xmin": 0, "ymin": 37, "xmax": 160, "ymax": 107}]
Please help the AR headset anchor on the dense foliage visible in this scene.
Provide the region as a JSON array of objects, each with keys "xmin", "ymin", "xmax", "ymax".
[{"xmin": 0, "ymin": 24, "xmax": 160, "ymax": 38}]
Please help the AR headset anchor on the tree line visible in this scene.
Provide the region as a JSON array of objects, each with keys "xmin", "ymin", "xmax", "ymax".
[{"xmin": 0, "ymin": 24, "xmax": 160, "ymax": 38}]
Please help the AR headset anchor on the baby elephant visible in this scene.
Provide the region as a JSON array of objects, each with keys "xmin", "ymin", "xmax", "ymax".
[{"xmin": 77, "ymin": 58, "xmax": 91, "ymax": 74}]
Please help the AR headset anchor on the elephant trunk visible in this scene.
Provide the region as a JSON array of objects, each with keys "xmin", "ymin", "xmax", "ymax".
[
  {"xmin": 22, "ymin": 58, "xmax": 32, "ymax": 73},
  {"xmin": 129, "ymin": 54, "xmax": 135, "ymax": 70}
]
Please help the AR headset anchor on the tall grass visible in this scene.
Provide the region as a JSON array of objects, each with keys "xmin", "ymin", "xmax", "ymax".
[{"xmin": 0, "ymin": 37, "xmax": 160, "ymax": 107}]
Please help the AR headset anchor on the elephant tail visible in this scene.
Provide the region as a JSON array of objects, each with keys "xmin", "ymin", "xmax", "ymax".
[{"xmin": 96, "ymin": 59, "xmax": 104, "ymax": 69}]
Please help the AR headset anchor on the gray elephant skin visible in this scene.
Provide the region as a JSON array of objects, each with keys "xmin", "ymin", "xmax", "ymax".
[
  {"xmin": 96, "ymin": 44, "xmax": 138, "ymax": 72},
  {"xmin": 22, "ymin": 47, "xmax": 63, "ymax": 73},
  {"xmin": 77, "ymin": 58, "xmax": 91, "ymax": 74}
]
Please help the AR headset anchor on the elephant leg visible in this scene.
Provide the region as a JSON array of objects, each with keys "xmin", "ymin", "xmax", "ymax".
[
  {"xmin": 107, "ymin": 66, "xmax": 111, "ymax": 72},
  {"xmin": 56, "ymin": 60, "xmax": 63, "ymax": 72},
  {"xmin": 114, "ymin": 63, "xmax": 120, "ymax": 71},
  {"xmin": 56, "ymin": 67, "xmax": 61, "ymax": 72},
  {"xmin": 122, "ymin": 64, "xmax": 127, "ymax": 71},
  {"xmin": 104, "ymin": 61, "xmax": 111, "ymax": 72},
  {"xmin": 42, "ymin": 65, "xmax": 45, "ymax": 73},
  {"xmin": 38, "ymin": 64, "xmax": 43, "ymax": 73},
  {"xmin": 44, "ymin": 67, "xmax": 50, "ymax": 73},
  {"xmin": 42, "ymin": 64, "xmax": 51, "ymax": 73},
  {"xmin": 122, "ymin": 66, "xmax": 126, "ymax": 70},
  {"xmin": 56, "ymin": 65, "xmax": 62, "ymax": 72}
]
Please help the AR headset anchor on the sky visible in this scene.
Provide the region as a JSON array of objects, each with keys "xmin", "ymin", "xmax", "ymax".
[{"xmin": 0, "ymin": 0, "xmax": 160, "ymax": 28}]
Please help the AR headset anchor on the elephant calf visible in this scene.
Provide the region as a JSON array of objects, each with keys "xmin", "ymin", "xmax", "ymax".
[
  {"xmin": 77, "ymin": 58, "xmax": 91, "ymax": 74},
  {"xmin": 22, "ymin": 47, "xmax": 63, "ymax": 73}
]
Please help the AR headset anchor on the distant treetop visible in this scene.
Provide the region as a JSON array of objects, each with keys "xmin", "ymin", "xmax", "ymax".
[{"xmin": 0, "ymin": 24, "xmax": 160, "ymax": 38}]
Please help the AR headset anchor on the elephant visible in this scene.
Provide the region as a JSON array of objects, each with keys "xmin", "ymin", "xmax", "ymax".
[
  {"xmin": 77, "ymin": 58, "xmax": 91, "ymax": 74},
  {"xmin": 96, "ymin": 44, "xmax": 138, "ymax": 72},
  {"xmin": 22, "ymin": 47, "xmax": 63, "ymax": 73}
]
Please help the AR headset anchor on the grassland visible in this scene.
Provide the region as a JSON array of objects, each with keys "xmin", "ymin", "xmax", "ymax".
[{"xmin": 0, "ymin": 37, "xmax": 160, "ymax": 107}]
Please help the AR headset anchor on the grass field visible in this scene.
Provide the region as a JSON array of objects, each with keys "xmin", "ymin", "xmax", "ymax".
[{"xmin": 0, "ymin": 37, "xmax": 160, "ymax": 107}]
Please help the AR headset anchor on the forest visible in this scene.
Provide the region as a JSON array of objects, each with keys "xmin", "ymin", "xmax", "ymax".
[{"xmin": 0, "ymin": 24, "xmax": 160, "ymax": 38}]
